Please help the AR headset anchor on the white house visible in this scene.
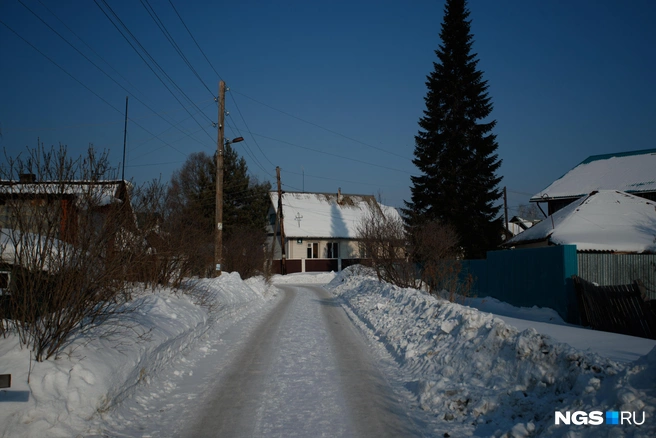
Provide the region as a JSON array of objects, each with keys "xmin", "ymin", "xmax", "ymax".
[{"xmin": 267, "ymin": 190, "xmax": 401, "ymax": 273}]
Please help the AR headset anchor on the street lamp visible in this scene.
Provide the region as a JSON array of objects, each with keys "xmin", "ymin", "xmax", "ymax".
[{"xmin": 226, "ymin": 137, "xmax": 244, "ymax": 145}]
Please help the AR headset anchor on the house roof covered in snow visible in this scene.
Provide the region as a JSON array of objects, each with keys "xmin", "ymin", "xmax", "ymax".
[
  {"xmin": 505, "ymin": 190, "xmax": 656, "ymax": 253},
  {"xmin": 0, "ymin": 180, "xmax": 128, "ymax": 207},
  {"xmin": 530, "ymin": 148, "xmax": 656, "ymax": 202},
  {"xmin": 269, "ymin": 191, "xmax": 401, "ymax": 239}
]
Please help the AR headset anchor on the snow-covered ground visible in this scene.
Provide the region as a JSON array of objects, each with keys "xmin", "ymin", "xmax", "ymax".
[
  {"xmin": 327, "ymin": 267, "xmax": 656, "ymax": 437},
  {"xmin": 1, "ymin": 267, "xmax": 654, "ymax": 437},
  {"xmin": 0, "ymin": 273, "xmax": 271, "ymax": 438}
]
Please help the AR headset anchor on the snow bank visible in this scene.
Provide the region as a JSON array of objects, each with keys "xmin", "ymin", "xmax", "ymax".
[
  {"xmin": 467, "ymin": 296, "xmax": 567, "ymax": 325},
  {"xmin": 271, "ymin": 271, "xmax": 337, "ymax": 284},
  {"xmin": 0, "ymin": 272, "xmax": 268, "ymax": 438},
  {"xmin": 327, "ymin": 268, "xmax": 656, "ymax": 437}
]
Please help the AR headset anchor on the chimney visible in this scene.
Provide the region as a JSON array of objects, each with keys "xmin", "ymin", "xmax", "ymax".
[
  {"xmin": 337, "ymin": 187, "xmax": 343, "ymax": 204},
  {"xmin": 19, "ymin": 173, "xmax": 36, "ymax": 183}
]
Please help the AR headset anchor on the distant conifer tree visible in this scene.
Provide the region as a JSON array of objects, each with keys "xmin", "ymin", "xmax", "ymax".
[{"xmin": 403, "ymin": 0, "xmax": 503, "ymax": 259}]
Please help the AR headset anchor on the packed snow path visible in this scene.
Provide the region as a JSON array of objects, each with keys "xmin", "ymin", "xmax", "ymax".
[{"xmin": 182, "ymin": 284, "xmax": 421, "ymax": 437}]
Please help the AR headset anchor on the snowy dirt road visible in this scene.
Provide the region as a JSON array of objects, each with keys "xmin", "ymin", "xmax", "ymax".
[{"xmin": 182, "ymin": 284, "xmax": 423, "ymax": 437}]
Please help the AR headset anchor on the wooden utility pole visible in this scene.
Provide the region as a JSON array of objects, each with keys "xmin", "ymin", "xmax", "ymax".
[
  {"xmin": 215, "ymin": 81, "xmax": 226, "ymax": 276},
  {"xmin": 276, "ymin": 166, "xmax": 287, "ymax": 275},
  {"xmin": 503, "ymin": 186, "xmax": 509, "ymax": 232}
]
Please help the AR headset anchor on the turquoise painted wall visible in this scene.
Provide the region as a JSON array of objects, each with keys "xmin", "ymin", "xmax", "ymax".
[{"xmin": 462, "ymin": 245, "xmax": 579, "ymax": 323}]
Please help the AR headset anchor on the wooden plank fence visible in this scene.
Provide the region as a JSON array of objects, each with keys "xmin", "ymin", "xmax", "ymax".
[{"xmin": 573, "ymin": 275, "xmax": 656, "ymax": 340}]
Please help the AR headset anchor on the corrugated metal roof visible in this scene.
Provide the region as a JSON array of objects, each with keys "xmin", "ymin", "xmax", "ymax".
[{"xmin": 531, "ymin": 148, "xmax": 656, "ymax": 201}]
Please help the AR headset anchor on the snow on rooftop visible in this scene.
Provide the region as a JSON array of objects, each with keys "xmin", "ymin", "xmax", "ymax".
[
  {"xmin": 507, "ymin": 190, "xmax": 656, "ymax": 253},
  {"xmin": 531, "ymin": 149, "xmax": 656, "ymax": 201},
  {"xmin": 270, "ymin": 192, "xmax": 400, "ymax": 239},
  {"xmin": 0, "ymin": 181, "xmax": 125, "ymax": 207}
]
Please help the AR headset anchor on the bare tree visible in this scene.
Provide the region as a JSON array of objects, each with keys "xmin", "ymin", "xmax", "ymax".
[
  {"xmin": 0, "ymin": 144, "xmax": 133, "ymax": 360},
  {"xmin": 356, "ymin": 203, "xmax": 419, "ymax": 289},
  {"xmin": 357, "ymin": 203, "xmax": 473, "ymax": 301}
]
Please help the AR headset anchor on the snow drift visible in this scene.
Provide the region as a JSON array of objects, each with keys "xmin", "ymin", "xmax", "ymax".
[
  {"xmin": 327, "ymin": 267, "xmax": 656, "ymax": 437},
  {"xmin": 0, "ymin": 272, "xmax": 269, "ymax": 438}
]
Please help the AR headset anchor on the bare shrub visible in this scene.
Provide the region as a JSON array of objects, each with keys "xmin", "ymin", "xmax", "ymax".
[
  {"xmin": 357, "ymin": 204, "xmax": 473, "ymax": 302},
  {"xmin": 0, "ymin": 144, "xmax": 133, "ymax": 361},
  {"xmin": 130, "ymin": 178, "xmax": 186, "ymax": 288},
  {"xmin": 356, "ymin": 204, "xmax": 420, "ymax": 289},
  {"xmin": 223, "ymin": 225, "xmax": 267, "ymax": 279},
  {"xmin": 413, "ymin": 221, "xmax": 473, "ymax": 301}
]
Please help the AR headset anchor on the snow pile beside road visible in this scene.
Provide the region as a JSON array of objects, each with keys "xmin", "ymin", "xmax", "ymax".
[
  {"xmin": 271, "ymin": 271, "xmax": 337, "ymax": 284},
  {"xmin": 0, "ymin": 272, "xmax": 268, "ymax": 438},
  {"xmin": 466, "ymin": 295, "xmax": 567, "ymax": 325},
  {"xmin": 328, "ymin": 269, "xmax": 656, "ymax": 437}
]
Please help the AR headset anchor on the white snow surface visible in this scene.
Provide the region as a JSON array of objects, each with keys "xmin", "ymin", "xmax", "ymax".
[
  {"xmin": 0, "ymin": 272, "xmax": 269, "ymax": 438},
  {"xmin": 1, "ymin": 267, "xmax": 655, "ymax": 437},
  {"xmin": 327, "ymin": 267, "xmax": 656, "ymax": 437},
  {"xmin": 507, "ymin": 190, "xmax": 656, "ymax": 253},
  {"xmin": 531, "ymin": 151, "xmax": 656, "ymax": 200},
  {"xmin": 269, "ymin": 271, "xmax": 337, "ymax": 284},
  {"xmin": 0, "ymin": 228, "xmax": 74, "ymax": 271},
  {"xmin": 269, "ymin": 191, "xmax": 400, "ymax": 239}
]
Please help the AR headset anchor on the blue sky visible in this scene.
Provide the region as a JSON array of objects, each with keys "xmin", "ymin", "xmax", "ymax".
[{"xmin": 1, "ymin": 0, "xmax": 655, "ymax": 215}]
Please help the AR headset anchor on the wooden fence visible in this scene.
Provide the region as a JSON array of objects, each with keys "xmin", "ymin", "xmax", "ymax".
[{"xmin": 573, "ymin": 275, "xmax": 656, "ymax": 340}]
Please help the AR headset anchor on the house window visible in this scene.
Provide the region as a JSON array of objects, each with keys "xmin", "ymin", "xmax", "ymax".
[
  {"xmin": 326, "ymin": 242, "xmax": 339, "ymax": 259},
  {"xmin": 0, "ymin": 271, "xmax": 10, "ymax": 296},
  {"xmin": 307, "ymin": 242, "xmax": 318, "ymax": 259},
  {"xmin": 269, "ymin": 213, "xmax": 276, "ymax": 225}
]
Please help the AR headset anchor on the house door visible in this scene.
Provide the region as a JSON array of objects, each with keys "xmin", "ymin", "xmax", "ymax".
[{"xmin": 307, "ymin": 242, "xmax": 318, "ymax": 258}]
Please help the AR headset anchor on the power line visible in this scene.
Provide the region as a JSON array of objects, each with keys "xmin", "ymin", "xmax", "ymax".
[
  {"xmin": 228, "ymin": 91, "xmax": 276, "ymax": 168},
  {"xmin": 224, "ymin": 117, "xmax": 275, "ymax": 179},
  {"xmin": 17, "ymin": 0, "xmax": 208, "ymax": 155},
  {"xmin": 0, "ymin": 19, "xmax": 188, "ymax": 159},
  {"xmin": 164, "ymin": 2, "xmax": 277, "ymax": 173},
  {"xmin": 251, "ymin": 132, "xmax": 416, "ymax": 175},
  {"xmin": 94, "ymin": 0, "xmax": 215, "ymax": 144},
  {"xmin": 138, "ymin": 0, "xmax": 213, "ymax": 96},
  {"xmin": 233, "ymin": 91, "xmax": 411, "ymax": 161},
  {"xmin": 167, "ymin": 0, "xmax": 223, "ymax": 81},
  {"xmin": 35, "ymin": 0, "xmax": 149, "ymax": 105},
  {"xmin": 282, "ymin": 168, "xmax": 399, "ymax": 189}
]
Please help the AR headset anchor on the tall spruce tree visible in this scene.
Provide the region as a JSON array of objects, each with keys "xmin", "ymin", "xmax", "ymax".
[{"xmin": 403, "ymin": 0, "xmax": 503, "ymax": 259}]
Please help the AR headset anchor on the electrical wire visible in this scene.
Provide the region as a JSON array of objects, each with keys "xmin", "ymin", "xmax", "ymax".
[
  {"xmin": 17, "ymin": 0, "xmax": 209, "ymax": 155},
  {"xmin": 165, "ymin": 1, "xmax": 277, "ymax": 170},
  {"xmin": 251, "ymin": 132, "xmax": 416, "ymax": 175},
  {"xmin": 0, "ymin": 19, "xmax": 188, "ymax": 159},
  {"xmin": 232, "ymin": 91, "xmax": 411, "ymax": 161},
  {"xmin": 138, "ymin": 0, "xmax": 213, "ymax": 96},
  {"xmin": 281, "ymin": 168, "xmax": 399, "ymax": 189},
  {"xmin": 94, "ymin": 0, "xmax": 216, "ymax": 144}
]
